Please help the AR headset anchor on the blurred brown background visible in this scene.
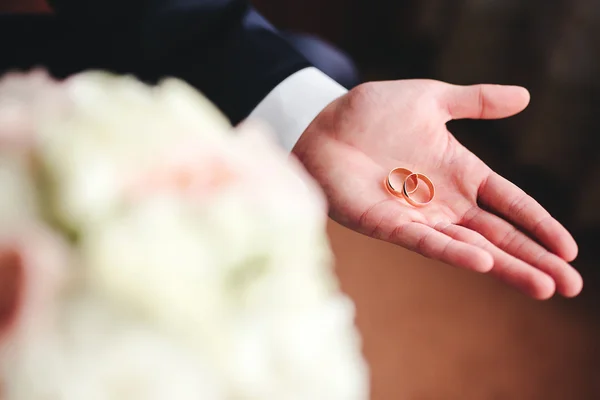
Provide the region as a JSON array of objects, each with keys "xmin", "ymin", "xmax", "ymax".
[{"xmin": 2, "ymin": 0, "xmax": 600, "ymax": 398}]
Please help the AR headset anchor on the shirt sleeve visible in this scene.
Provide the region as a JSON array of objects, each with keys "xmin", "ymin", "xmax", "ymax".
[{"xmin": 246, "ymin": 67, "xmax": 348, "ymax": 152}]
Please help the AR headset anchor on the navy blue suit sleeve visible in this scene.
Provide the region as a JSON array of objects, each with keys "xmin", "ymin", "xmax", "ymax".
[{"xmin": 48, "ymin": 0, "xmax": 311, "ymax": 124}]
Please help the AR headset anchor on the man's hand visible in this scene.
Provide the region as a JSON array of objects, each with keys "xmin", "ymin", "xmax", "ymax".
[{"xmin": 292, "ymin": 79, "xmax": 583, "ymax": 300}]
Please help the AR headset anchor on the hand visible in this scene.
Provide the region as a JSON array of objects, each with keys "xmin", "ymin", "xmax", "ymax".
[{"xmin": 292, "ymin": 79, "xmax": 583, "ymax": 300}]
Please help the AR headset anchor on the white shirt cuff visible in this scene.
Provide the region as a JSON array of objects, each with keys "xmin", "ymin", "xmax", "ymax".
[{"xmin": 246, "ymin": 67, "xmax": 348, "ymax": 152}]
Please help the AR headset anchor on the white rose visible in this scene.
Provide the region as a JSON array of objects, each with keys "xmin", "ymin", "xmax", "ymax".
[
  {"xmin": 3, "ymin": 293, "xmax": 223, "ymax": 400},
  {"xmin": 34, "ymin": 72, "xmax": 232, "ymax": 231},
  {"xmin": 0, "ymin": 70, "xmax": 369, "ymax": 400}
]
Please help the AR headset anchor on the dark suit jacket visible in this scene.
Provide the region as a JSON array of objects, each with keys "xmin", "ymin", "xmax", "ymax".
[{"xmin": 0, "ymin": 0, "xmax": 311, "ymax": 124}]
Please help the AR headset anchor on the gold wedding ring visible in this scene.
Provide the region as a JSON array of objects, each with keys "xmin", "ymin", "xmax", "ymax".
[
  {"xmin": 385, "ymin": 168, "xmax": 435, "ymax": 207},
  {"xmin": 403, "ymin": 173, "xmax": 435, "ymax": 207},
  {"xmin": 386, "ymin": 167, "xmax": 418, "ymax": 197}
]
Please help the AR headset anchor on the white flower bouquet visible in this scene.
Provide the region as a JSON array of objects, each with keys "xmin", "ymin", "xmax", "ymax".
[{"xmin": 0, "ymin": 69, "xmax": 369, "ymax": 400}]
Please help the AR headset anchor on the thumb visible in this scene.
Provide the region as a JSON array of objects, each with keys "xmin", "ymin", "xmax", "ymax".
[{"xmin": 441, "ymin": 83, "xmax": 530, "ymax": 121}]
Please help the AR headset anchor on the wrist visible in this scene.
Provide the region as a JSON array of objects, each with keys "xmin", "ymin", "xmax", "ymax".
[
  {"xmin": 247, "ymin": 67, "xmax": 348, "ymax": 153},
  {"xmin": 291, "ymin": 93, "xmax": 342, "ymax": 161}
]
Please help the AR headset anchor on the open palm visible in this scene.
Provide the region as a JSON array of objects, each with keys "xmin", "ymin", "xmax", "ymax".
[{"xmin": 293, "ymin": 79, "xmax": 582, "ymax": 299}]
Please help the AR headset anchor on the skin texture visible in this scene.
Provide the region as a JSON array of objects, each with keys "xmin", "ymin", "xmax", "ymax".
[{"xmin": 293, "ymin": 79, "xmax": 583, "ymax": 300}]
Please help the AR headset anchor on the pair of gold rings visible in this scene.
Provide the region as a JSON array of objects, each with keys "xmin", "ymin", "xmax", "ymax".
[{"xmin": 385, "ymin": 167, "xmax": 435, "ymax": 207}]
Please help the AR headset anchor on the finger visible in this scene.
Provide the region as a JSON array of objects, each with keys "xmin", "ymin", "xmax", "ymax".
[
  {"xmin": 391, "ymin": 222, "xmax": 493, "ymax": 273},
  {"xmin": 461, "ymin": 208, "xmax": 583, "ymax": 297},
  {"xmin": 441, "ymin": 83, "xmax": 530, "ymax": 121},
  {"xmin": 478, "ymin": 173, "xmax": 578, "ymax": 262},
  {"xmin": 436, "ymin": 222, "xmax": 557, "ymax": 300}
]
